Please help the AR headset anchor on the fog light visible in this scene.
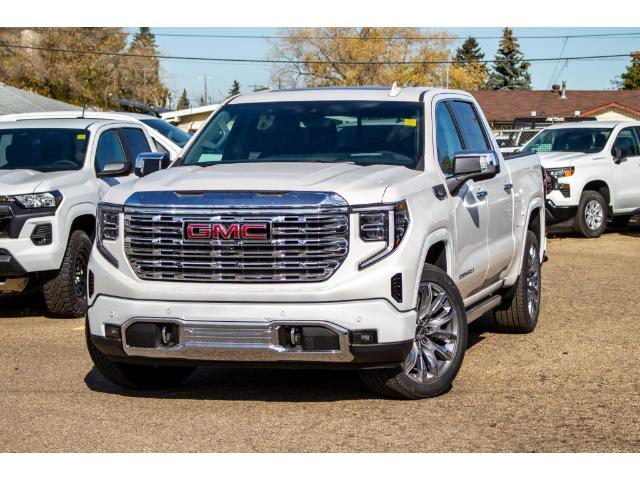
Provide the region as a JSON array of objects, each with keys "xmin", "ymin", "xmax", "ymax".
[
  {"xmin": 351, "ymin": 330, "xmax": 378, "ymax": 345},
  {"xmin": 104, "ymin": 324, "xmax": 122, "ymax": 341}
]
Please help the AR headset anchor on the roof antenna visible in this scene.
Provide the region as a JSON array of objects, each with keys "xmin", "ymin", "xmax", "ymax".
[
  {"xmin": 81, "ymin": 104, "xmax": 86, "ymax": 118},
  {"xmin": 389, "ymin": 82, "xmax": 402, "ymax": 97}
]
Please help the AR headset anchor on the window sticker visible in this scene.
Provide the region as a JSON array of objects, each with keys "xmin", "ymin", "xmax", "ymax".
[
  {"xmin": 76, "ymin": 133, "xmax": 87, "ymax": 140},
  {"xmin": 404, "ymin": 118, "xmax": 417, "ymax": 127}
]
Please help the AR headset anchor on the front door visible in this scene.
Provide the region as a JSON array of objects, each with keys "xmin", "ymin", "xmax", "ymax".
[
  {"xmin": 434, "ymin": 99, "xmax": 489, "ymax": 298},
  {"xmin": 611, "ymin": 127, "xmax": 640, "ymax": 212}
]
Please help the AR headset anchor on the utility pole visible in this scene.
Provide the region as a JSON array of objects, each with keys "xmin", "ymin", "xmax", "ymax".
[
  {"xmin": 445, "ymin": 50, "xmax": 451, "ymax": 89},
  {"xmin": 198, "ymin": 74, "xmax": 214, "ymax": 105}
]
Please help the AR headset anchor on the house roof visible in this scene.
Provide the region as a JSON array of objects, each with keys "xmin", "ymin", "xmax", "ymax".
[
  {"xmin": 470, "ymin": 89, "xmax": 640, "ymax": 123},
  {"xmin": 0, "ymin": 83, "xmax": 80, "ymax": 115}
]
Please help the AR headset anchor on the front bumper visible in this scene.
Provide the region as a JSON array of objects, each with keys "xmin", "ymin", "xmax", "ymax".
[
  {"xmin": 545, "ymin": 200, "xmax": 578, "ymax": 227},
  {"xmin": 88, "ymin": 295, "xmax": 417, "ymax": 367}
]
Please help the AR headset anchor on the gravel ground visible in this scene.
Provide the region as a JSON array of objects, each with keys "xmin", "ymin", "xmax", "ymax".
[{"xmin": 1, "ymin": 223, "xmax": 639, "ymax": 452}]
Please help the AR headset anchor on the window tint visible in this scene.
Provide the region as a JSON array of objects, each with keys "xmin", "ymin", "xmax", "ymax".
[
  {"xmin": 435, "ymin": 102, "xmax": 463, "ymax": 175},
  {"xmin": 0, "ymin": 129, "xmax": 89, "ymax": 172},
  {"xmin": 118, "ymin": 128, "xmax": 151, "ymax": 161},
  {"xmin": 449, "ymin": 101, "xmax": 490, "ymax": 151},
  {"xmin": 95, "ymin": 130, "xmax": 126, "ymax": 172},
  {"xmin": 613, "ymin": 127, "xmax": 640, "ymax": 157},
  {"xmin": 180, "ymin": 101, "xmax": 422, "ymax": 168}
]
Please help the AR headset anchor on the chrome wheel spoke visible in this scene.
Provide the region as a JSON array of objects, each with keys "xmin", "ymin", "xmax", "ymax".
[{"xmin": 405, "ymin": 280, "xmax": 460, "ymax": 385}]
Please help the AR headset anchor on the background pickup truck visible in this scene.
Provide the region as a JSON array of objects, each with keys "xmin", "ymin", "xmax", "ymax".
[
  {"xmin": 516, "ymin": 120, "xmax": 640, "ymax": 237},
  {"xmin": 0, "ymin": 116, "xmax": 168, "ymax": 316},
  {"xmin": 87, "ymin": 86, "xmax": 545, "ymax": 399}
]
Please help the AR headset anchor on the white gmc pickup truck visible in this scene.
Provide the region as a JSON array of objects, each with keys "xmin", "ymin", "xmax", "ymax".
[
  {"xmin": 87, "ymin": 87, "xmax": 545, "ymax": 399},
  {"xmin": 517, "ymin": 120, "xmax": 640, "ymax": 237}
]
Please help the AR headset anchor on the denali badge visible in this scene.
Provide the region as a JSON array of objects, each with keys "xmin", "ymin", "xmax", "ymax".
[{"xmin": 183, "ymin": 223, "xmax": 270, "ymax": 240}]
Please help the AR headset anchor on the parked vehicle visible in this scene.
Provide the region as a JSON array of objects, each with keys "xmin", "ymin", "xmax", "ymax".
[
  {"xmin": 0, "ymin": 117, "xmax": 161, "ymax": 316},
  {"xmin": 518, "ymin": 120, "xmax": 640, "ymax": 237},
  {"xmin": 0, "ymin": 111, "xmax": 190, "ymax": 160},
  {"xmin": 86, "ymin": 86, "xmax": 545, "ymax": 399}
]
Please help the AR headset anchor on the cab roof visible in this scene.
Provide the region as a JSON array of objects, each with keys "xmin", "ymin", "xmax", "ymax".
[
  {"xmin": 544, "ymin": 120, "xmax": 640, "ymax": 129},
  {"xmin": 229, "ymin": 86, "xmax": 473, "ymax": 104},
  {"xmin": 0, "ymin": 117, "xmax": 138, "ymax": 130}
]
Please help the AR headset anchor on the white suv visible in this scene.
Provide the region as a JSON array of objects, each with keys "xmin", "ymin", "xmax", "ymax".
[{"xmin": 0, "ymin": 117, "xmax": 166, "ymax": 315}]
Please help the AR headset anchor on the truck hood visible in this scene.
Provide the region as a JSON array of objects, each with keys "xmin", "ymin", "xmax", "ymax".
[
  {"xmin": 0, "ymin": 169, "xmax": 92, "ymax": 196},
  {"xmin": 539, "ymin": 151, "xmax": 599, "ymax": 168},
  {"xmin": 104, "ymin": 162, "xmax": 421, "ymax": 205}
]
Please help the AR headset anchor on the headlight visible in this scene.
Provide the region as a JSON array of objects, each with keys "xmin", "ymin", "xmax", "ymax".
[
  {"xmin": 354, "ymin": 200, "xmax": 409, "ymax": 269},
  {"xmin": 97, "ymin": 203, "xmax": 122, "ymax": 267},
  {"xmin": 13, "ymin": 191, "xmax": 63, "ymax": 209},
  {"xmin": 546, "ymin": 167, "xmax": 574, "ymax": 179}
]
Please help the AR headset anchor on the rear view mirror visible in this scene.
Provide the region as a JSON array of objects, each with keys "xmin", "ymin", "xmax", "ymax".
[
  {"xmin": 447, "ymin": 152, "xmax": 497, "ymax": 195},
  {"xmin": 135, "ymin": 152, "xmax": 171, "ymax": 177},
  {"xmin": 97, "ymin": 161, "xmax": 131, "ymax": 178}
]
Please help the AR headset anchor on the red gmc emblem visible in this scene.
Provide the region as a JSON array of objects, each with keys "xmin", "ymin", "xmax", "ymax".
[{"xmin": 183, "ymin": 222, "xmax": 270, "ymax": 240}]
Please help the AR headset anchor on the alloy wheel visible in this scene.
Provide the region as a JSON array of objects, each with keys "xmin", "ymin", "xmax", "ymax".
[
  {"xmin": 402, "ymin": 282, "xmax": 460, "ymax": 384},
  {"xmin": 74, "ymin": 252, "xmax": 87, "ymax": 298},
  {"xmin": 526, "ymin": 244, "xmax": 540, "ymax": 318},
  {"xmin": 585, "ymin": 199, "xmax": 603, "ymax": 231}
]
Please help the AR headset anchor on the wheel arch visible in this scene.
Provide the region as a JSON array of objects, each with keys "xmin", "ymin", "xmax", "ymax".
[
  {"xmin": 410, "ymin": 228, "xmax": 454, "ymax": 309},
  {"xmin": 581, "ymin": 179, "xmax": 611, "ymax": 209}
]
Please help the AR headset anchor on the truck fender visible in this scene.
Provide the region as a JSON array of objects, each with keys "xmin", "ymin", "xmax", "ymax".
[
  {"xmin": 410, "ymin": 228, "xmax": 454, "ymax": 308},
  {"xmin": 504, "ymin": 197, "xmax": 545, "ymax": 286},
  {"xmin": 54, "ymin": 202, "xmax": 97, "ymax": 268}
]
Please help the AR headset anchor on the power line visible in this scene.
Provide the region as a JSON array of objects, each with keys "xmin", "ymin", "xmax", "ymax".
[
  {"xmin": 0, "ymin": 43, "xmax": 634, "ymax": 65},
  {"xmin": 4, "ymin": 27, "xmax": 640, "ymax": 41}
]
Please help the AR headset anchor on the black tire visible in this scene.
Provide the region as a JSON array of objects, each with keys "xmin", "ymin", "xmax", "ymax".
[
  {"xmin": 573, "ymin": 190, "xmax": 607, "ymax": 238},
  {"xmin": 42, "ymin": 230, "xmax": 92, "ymax": 317},
  {"xmin": 360, "ymin": 264, "xmax": 468, "ymax": 399},
  {"xmin": 610, "ymin": 215, "xmax": 632, "ymax": 228},
  {"xmin": 494, "ymin": 230, "xmax": 541, "ymax": 333},
  {"xmin": 85, "ymin": 320, "xmax": 195, "ymax": 390}
]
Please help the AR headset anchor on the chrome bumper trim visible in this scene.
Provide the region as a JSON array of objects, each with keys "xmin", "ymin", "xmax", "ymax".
[{"xmin": 121, "ymin": 318, "xmax": 354, "ymax": 362}]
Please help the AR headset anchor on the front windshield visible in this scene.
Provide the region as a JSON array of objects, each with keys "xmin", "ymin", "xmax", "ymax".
[
  {"xmin": 521, "ymin": 127, "xmax": 613, "ymax": 154},
  {"xmin": 141, "ymin": 118, "xmax": 192, "ymax": 148},
  {"xmin": 180, "ymin": 101, "xmax": 423, "ymax": 168},
  {"xmin": 0, "ymin": 128, "xmax": 89, "ymax": 172}
]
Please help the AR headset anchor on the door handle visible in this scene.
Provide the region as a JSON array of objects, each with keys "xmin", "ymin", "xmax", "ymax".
[
  {"xmin": 476, "ymin": 190, "xmax": 488, "ymax": 200},
  {"xmin": 504, "ymin": 183, "xmax": 513, "ymax": 192}
]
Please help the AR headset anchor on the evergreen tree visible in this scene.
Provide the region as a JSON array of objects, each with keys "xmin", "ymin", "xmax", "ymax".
[
  {"xmin": 176, "ymin": 88, "xmax": 190, "ymax": 109},
  {"xmin": 131, "ymin": 27, "xmax": 156, "ymax": 48},
  {"xmin": 488, "ymin": 28, "xmax": 531, "ymax": 90},
  {"xmin": 621, "ymin": 51, "xmax": 640, "ymax": 89},
  {"xmin": 197, "ymin": 94, "xmax": 207, "ymax": 106},
  {"xmin": 124, "ymin": 27, "xmax": 169, "ymax": 107},
  {"xmin": 455, "ymin": 37, "xmax": 484, "ymax": 63},
  {"xmin": 228, "ymin": 80, "xmax": 241, "ymax": 97},
  {"xmin": 452, "ymin": 37, "xmax": 488, "ymax": 89}
]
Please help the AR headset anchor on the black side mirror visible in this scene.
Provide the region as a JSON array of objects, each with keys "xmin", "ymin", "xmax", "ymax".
[
  {"xmin": 135, "ymin": 152, "xmax": 171, "ymax": 177},
  {"xmin": 97, "ymin": 161, "xmax": 131, "ymax": 178},
  {"xmin": 447, "ymin": 152, "xmax": 498, "ymax": 195},
  {"xmin": 612, "ymin": 146, "xmax": 625, "ymax": 164}
]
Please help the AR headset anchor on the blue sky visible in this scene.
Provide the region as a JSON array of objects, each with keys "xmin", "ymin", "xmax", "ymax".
[{"xmin": 135, "ymin": 27, "xmax": 640, "ymax": 106}]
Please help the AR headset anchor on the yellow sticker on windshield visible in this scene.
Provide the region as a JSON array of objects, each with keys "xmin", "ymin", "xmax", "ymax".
[
  {"xmin": 404, "ymin": 118, "xmax": 417, "ymax": 127},
  {"xmin": 76, "ymin": 133, "xmax": 87, "ymax": 140}
]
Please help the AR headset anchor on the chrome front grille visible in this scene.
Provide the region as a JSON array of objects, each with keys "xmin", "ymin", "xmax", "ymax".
[{"xmin": 124, "ymin": 202, "xmax": 350, "ymax": 283}]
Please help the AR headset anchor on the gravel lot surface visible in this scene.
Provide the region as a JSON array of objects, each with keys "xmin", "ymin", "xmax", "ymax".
[{"xmin": 1, "ymin": 223, "xmax": 639, "ymax": 452}]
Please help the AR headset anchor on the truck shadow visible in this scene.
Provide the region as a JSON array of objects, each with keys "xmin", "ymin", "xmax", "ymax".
[
  {"xmin": 0, "ymin": 289, "xmax": 49, "ymax": 318},
  {"xmin": 84, "ymin": 366, "xmax": 379, "ymax": 402}
]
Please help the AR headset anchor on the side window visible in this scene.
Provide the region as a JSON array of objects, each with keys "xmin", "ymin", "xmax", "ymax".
[
  {"xmin": 449, "ymin": 101, "xmax": 491, "ymax": 151},
  {"xmin": 153, "ymin": 138, "xmax": 169, "ymax": 154},
  {"xmin": 95, "ymin": 130, "xmax": 126, "ymax": 172},
  {"xmin": 612, "ymin": 127, "xmax": 640, "ymax": 157},
  {"xmin": 435, "ymin": 101, "xmax": 463, "ymax": 175},
  {"xmin": 118, "ymin": 128, "xmax": 152, "ymax": 162}
]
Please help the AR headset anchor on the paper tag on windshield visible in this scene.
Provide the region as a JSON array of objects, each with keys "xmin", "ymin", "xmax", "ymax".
[
  {"xmin": 404, "ymin": 118, "xmax": 417, "ymax": 127},
  {"xmin": 76, "ymin": 133, "xmax": 87, "ymax": 140}
]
